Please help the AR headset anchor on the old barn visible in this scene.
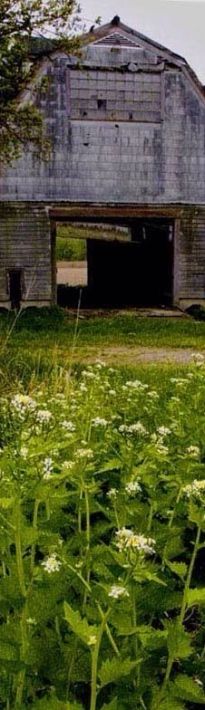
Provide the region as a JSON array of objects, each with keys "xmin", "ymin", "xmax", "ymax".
[{"xmin": 0, "ymin": 16, "xmax": 205, "ymax": 309}]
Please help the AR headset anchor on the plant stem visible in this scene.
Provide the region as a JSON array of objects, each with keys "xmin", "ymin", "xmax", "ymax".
[
  {"xmin": 113, "ymin": 500, "xmax": 120, "ymax": 529},
  {"xmin": 179, "ymin": 524, "xmax": 201, "ymax": 624},
  {"xmin": 30, "ymin": 499, "xmax": 40, "ymax": 576},
  {"xmin": 168, "ymin": 487, "xmax": 182, "ymax": 529},
  {"xmin": 97, "ymin": 604, "xmax": 120, "ymax": 657},
  {"xmin": 160, "ymin": 524, "xmax": 201, "ymax": 702},
  {"xmin": 90, "ymin": 610, "xmax": 110, "ymax": 710},
  {"xmin": 147, "ymin": 502, "xmax": 154, "ymax": 532},
  {"xmin": 15, "ymin": 501, "xmax": 26, "ymax": 597},
  {"xmin": 14, "ymin": 502, "xmax": 28, "ymax": 707},
  {"xmin": 82, "ymin": 487, "xmax": 91, "ymax": 612}
]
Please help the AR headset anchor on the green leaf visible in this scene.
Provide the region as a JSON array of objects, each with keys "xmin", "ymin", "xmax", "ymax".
[
  {"xmin": 0, "ymin": 642, "xmax": 18, "ymax": 661},
  {"xmin": 64, "ymin": 601, "xmax": 98, "ymax": 647},
  {"xmin": 188, "ymin": 502, "xmax": 205, "ymax": 529},
  {"xmin": 151, "ymin": 697, "xmax": 185, "ymax": 710},
  {"xmin": 31, "ymin": 698, "xmax": 83, "ymax": 710},
  {"xmin": 166, "ymin": 561, "xmax": 187, "ymax": 579},
  {"xmin": 166, "ymin": 620, "xmax": 192, "ymax": 659},
  {"xmin": 186, "ymin": 587, "xmax": 205, "ymax": 607},
  {"xmin": 95, "ymin": 458, "xmax": 121, "ymax": 475},
  {"xmin": 170, "ymin": 674, "xmax": 205, "ymax": 704},
  {"xmin": 136, "ymin": 625, "xmax": 167, "ymax": 650},
  {"xmin": 100, "ymin": 700, "xmax": 118, "ymax": 710},
  {"xmin": 98, "ymin": 657, "xmax": 139, "ymax": 688},
  {"xmin": 0, "ymin": 497, "xmax": 14, "ymax": 509},
  {"xmin": 133, "ymin": 569, "xmax": 166, "ymax": 586}
]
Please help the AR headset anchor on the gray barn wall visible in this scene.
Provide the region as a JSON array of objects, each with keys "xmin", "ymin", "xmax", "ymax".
[
  {"xmin": 0, "ymin": 37, "xmax": 205, "ymax": 307},
  {"xmin": 0, "ymin": 203, "xmax": 51, "ymax": 306}
]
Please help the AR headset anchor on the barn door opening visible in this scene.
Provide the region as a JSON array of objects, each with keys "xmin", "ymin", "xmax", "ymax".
[
  {"xmin": 131, "ymin": 220, "xmax": 174, "ymax": 306},
  {"xmin": 7, "ymin": 269, "xmax": 22, "ymax": 310}
]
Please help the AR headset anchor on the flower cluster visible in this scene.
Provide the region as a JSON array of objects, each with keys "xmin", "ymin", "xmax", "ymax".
[
  {"xmin": 119, "ymin": 422, "xmax": 147, "ymax": 436},
  {"xmin": 92, "ymin": 417, "xmax": 108, "ymax": 427},
  {"xmin": 41, "ymin": 553, "xmax": 62, "ymax": 574},
  {"xmin": 115, "ymin": 528, "xmax": 155, "ymax": 555},
  {"xmin": 108, "ymin": 585, "xmax": 129, "ymax": 599},
  {"xmin": 125, "ymin": 480, "xmax": 141, "ymax": 496},
  {"xmin": 183, "ymin": 479, "xmax": 205, "ymax": 499}
]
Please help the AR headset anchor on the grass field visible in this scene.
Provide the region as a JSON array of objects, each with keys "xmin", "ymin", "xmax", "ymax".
[{"xmin": 0, "ymin": 307, "xmax": 205, "ymax": 389}]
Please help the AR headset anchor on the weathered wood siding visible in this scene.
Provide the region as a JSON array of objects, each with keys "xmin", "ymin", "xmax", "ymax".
[
  {"xmin": 0, "ymin": 26, "xmax": 205, "ymax": 306},
  {"xmin": 0, "ymin": 203, "xmax": 51, "ymax": 306}
]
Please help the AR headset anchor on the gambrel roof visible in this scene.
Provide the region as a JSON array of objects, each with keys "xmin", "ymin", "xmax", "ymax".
[
  {"xmin": 80, "ymin": 16, "xmax": 205, "ymax": 102},
  {"xmin": 29, "ymin": 16, "xmax": 205, "ymax": 104},
  {"xmin": 83, "ymin": 15, "xmax": 186, "ymax": 65}
]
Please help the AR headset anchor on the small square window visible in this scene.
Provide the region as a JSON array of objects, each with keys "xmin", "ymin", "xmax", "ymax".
[{"xmin": 97, "ymin": 99, "xmax": 107, "ymax": 111}]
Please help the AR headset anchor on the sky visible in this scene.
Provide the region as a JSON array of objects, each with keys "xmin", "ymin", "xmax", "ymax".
[{"xmin": 80, "ymin": 0, "xmax": 205, "ymax": 84}]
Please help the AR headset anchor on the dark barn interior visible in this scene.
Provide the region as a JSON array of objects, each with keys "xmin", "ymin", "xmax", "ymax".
[{"xmin": 57, "ymin": 218, "xmax": 174, "ymax": 309}]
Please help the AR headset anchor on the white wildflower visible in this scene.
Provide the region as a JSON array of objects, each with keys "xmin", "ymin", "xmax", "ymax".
[
  {"xmin": 36, "ymin": 410, "xmax": 52, "ymax": 424},
  {"xmin": 79, "ymin": 384, "xmax": 88, "ymax": 393},
  {"xmin": 128, "ymin": 422, "xmax": 147, "ymax": 435},
  {"xmin": 183, "ymin": 479, "xmax": 205, "ymax": 499},
  {"xmin": 20, "ymin": 446, "xmax": 28, "ymax": 459},
  {"xmin": 125, "ymin": 380, "xmax": 144, "ymax": 390},
  {"xmin": 125, "ymin": 480, "xmax": 141, "ymax": 496},
  {"xmin": 107, "ymin": 488, "xmax": 118, "ymax": 500},
  {"xmin": 75, "ymin": 448, "xmax": 93, "ymax": 460},
  {"xmin": 43, "ymin": 457, "xmax": 53, "ymax": 480},
  {"xmin": 82, "ymin": 370, "xmax": 96, "ymax": 379},
  {"xmin": 119, "ymin": 422, "xmax": 147, "ymax": 436},
  {"xmin": 108, "ymin": 585, "xmax": 129, "ymax": 599},
  {"xmin": 62, "ymin": 420, "xmax": 76, "ymax": 432},
  {"xmin": 115, "ymin": 528, "xmax": 155, "ymax": 555},
  {"xmin": 95, "ymin": 360, "xmax": 106, "ymax": 368},
  {"xmin": 11, "ymin": 394, "xmax": 36, "ymax": 414},
  {"xmin": 157, "ymin": 426, "xmax": 171, "ymax": 437},
  {"xmin": 147, "ymin": 391, "xmax": 159, "ymax": 400},
  {"xmin": 41, "ymin": 553, "xmax": 62, "ymax": 574},
  {"xmin": 109, "ymin": 390, "xmax": 116, "ymax": 396},
  {"xmin": 187, "ymin": 445, "xmax": 200, "ymax": 459},
  {"xmin": 92, "ymin": 417, "xmax": 108, "ymax": 427}
]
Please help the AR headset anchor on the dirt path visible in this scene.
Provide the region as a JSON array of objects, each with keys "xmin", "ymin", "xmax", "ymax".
[{"xmin": 79, "ymin": 346, "xmax": 203, "ymax": 365}]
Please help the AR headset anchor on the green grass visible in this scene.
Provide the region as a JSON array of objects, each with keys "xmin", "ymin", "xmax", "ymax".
[
  {"xmin": 56, "ymin": 235, "xmax": 87, "ymax": 261},
  {"xmin": 0, "ymin": 308, "xmax": 205, "ymax": 390},
  {"xmin": 56, "ymin": 224, "xmax": 129, "ymax": 261}
]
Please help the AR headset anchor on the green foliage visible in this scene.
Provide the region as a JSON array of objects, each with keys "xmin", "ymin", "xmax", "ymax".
[
  {"xmin": 64, "ymin": 601, "xmax": 98, "ymax": 647},
  {"xmin": 166, "ymin": 621, "xmax": 193, "ymax": 660},
  {"xmin": 0, "ymin": 0, "xmax": 79, "ymax": 161},
  {"xmin": 98, "ymin": 658, "xmax": 139, "ymax": 687},
  {"xmin": 56, "ymin": 235, "xmax": 87, "ymax": 261},
  {"xmin": 170, "ymin": 674, "xmax": 205, "ymax": 703},
  {"xmin": 0, "ymin": 361, "xmax": 205, "ymax": 707}
]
